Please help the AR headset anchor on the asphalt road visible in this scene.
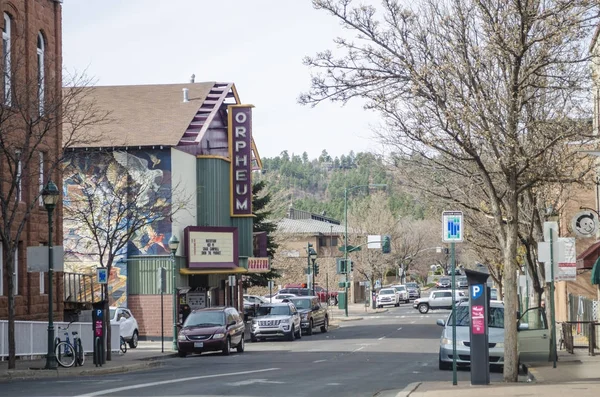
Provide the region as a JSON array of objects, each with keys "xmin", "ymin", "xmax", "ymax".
[{"xmin": 1, "ymin": 303, "xmax": 502, "ymax": 397}]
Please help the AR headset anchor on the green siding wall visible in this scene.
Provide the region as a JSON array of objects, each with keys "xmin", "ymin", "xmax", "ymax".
[
  {"xmin": 127, "ymin": 255, "xmax": 185, "ymax": 295},
  {"xmin": 197, "ymin": 158, "xmax": 253, "ymax": 262}
]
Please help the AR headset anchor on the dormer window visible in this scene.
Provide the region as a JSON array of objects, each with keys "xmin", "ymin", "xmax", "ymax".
[
  {"xmin": 2, "ymin": 13, "xmax": 11, "ymax": 106},
  {"xmin": 37, "ymin": 32, "xmax": 45, "ymax": 114}
]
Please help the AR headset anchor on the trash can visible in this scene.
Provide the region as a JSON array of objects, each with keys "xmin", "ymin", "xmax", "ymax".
[{"xmin": 337, "ymin": 291, "xmax": 346, "ymax": 310}]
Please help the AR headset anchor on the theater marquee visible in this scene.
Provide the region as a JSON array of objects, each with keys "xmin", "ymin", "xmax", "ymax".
[
  {"xmin": 184, "ymin": 226, "xmax": 239, "ymax": 268},
  {"xmin": 247, "ymin": 257, "xmax": 270, "ymax": 273},
  {"xmin": 229, "ymin": 104, "xmax": 254, "ymax": 217}
]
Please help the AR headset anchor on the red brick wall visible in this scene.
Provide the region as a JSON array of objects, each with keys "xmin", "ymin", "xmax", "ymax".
[
  {"xmin": 0, "ymin": 0, "xmax": 63, "ymax": 321},
  {"xmin": 128, "ymin": 295, "xmax": 174, "ymax": 338}
]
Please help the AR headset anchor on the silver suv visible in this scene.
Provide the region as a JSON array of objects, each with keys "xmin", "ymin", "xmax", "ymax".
[{"xmin": 250, "ymin": 302, "xmax": 301, "ymax": 342}]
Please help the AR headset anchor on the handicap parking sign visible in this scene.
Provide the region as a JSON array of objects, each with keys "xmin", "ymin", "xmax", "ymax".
[{"xmin": 97, "ymin": 267, "xmax": 108, "ymax": 284}]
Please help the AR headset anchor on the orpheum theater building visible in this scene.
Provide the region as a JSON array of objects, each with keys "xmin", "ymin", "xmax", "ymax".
[{"xmin": 64, "ymin": 81, "xmax": 269, "ymax": 339}]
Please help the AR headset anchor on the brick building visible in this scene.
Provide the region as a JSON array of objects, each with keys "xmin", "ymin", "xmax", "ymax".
[{"xmin": 0, "ymin": 0, "xmax": 64, "ymax": 322}]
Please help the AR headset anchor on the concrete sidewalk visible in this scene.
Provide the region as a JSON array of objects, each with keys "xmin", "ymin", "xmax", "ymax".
[
  {"xmin": 383, "ymin": 349, "xmax": 600, "ymax": 397},
  {"xmin": 0, "ymin": 341, "xmax": 175, "ymax": 382}
]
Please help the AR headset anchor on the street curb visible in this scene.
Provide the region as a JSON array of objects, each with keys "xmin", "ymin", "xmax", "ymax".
[
  {"xmin": 395, "ymin": 382, "xmax": 421, "ymax": 397},
  {"xmin": 333, "ymin": 317, "xmax": 363, "ymax": 322},
  {"xmin": 0, "ymin": 360, "xmax": 163, "ymax": 382}
]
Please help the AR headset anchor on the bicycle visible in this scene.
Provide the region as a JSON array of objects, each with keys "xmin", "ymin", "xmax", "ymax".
[
  {"xmin": 120, "ymin": 335, "xmax": 127, "ymax": 354},
  {"xmin": 54, "ymin": 321, "xmax": 85, "ymax": 368}
]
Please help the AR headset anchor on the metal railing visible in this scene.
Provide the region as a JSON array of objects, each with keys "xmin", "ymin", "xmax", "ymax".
[
  {"xmin": 561, "ymin": 321, "xmax": 599, "ymax": 356},
  {"xmin": 64, "ymin": 272, "xmax": 100, "ymax": 305},
  {"xmin": 0, "ymin": 320, "xmax": 119, "ymax": 359}
]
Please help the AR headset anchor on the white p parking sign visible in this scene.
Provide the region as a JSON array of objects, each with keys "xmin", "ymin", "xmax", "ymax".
[{"xmin": 471, "ymin": 284, "xmax": 483, "ymax": 300}]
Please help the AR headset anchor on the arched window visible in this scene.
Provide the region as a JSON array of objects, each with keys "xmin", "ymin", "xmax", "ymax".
[
  {"xmin": 2, "ymin": 13, "xmax": 11, "ymax": 105},
  {"xmin": 37, "ymin": 32, "xmax": 44, "ymax": 114}
]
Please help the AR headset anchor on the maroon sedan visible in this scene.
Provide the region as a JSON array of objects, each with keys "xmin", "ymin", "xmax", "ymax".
[{"xmin": 177, "ymin": 307, "xmax": 245, "ymax": 357}]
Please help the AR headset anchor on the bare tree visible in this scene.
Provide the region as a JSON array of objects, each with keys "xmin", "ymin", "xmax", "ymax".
[
  {"xmin": 63, "ymin": 151, "xmax": 189, "ymax": 360},
  {"xmin": 0, "ymin": 34, "xmax": 105, "ymax": 367},
  {"xmin": 301, "ymin": 0, "xmax": 598, "ymax": 381}
]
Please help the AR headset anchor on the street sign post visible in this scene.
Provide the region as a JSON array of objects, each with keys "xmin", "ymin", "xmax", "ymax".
[
  {"xmin": 97, "ymin": 267, "xmax": 108, "ymax": 284},
  {"xmin": 442, "ymin": 211, "xmax": 463, "ymax": 386}
]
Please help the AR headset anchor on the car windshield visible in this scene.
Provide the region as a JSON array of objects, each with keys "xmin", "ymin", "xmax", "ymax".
[
  {"xmin": 184, "ymin": 311, "xmax": 225, "ymax": 327},
  {"xmin": 406, "ymin": 283, "xmax": 418, "ymax": 288},
  {"xmin": 440, "ymin": 278, "xmax": 450, "ymax": 283},
  {"xmin": 380, "ymin": 289, "xmax": 394, "ymax": 295},
  {"xmin": 109, "ymin": 309, "xmax": 116, "ymax": 319},
  {"xmin": 395, "ymin": 286, "xmax": 406, "ymax": 291},
  {"xmin": 257, "ymin": 306, "xmax": 292, "ymax": 316},
  {"xmin": 289, "ymin": 298, "xmax": 312, "ymax": 310},
  {"xmin": 448, "ymin": 306, "xmax": 505, "ymax": 328}
]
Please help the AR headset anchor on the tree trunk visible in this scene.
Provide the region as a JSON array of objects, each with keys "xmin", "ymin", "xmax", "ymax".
[
  {"xmin": 104, "ymin": 284, "xmax": 112, "ymax": 361},
  {"xmin": 503, "ymin": 198, "xmax": 520, "ymax": 382},
  {"xmin": 7, "ymin": 248, "xmax": 15, "ymax": 369}
]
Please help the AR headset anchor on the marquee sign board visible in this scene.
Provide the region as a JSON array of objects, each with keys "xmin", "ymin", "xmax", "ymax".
[{"xmin": 184, "ymin": 226, "xmax": 239, "ymax": 268}]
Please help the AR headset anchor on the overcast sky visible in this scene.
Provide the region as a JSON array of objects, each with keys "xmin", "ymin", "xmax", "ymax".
[{"xmin": 62, "ymin": 0, "xmax": 382, "ymax": 160}]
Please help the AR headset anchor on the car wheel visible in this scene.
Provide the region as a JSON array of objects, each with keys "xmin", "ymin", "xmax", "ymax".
[
  {"xmin": 295, "ymin": 327, "xmax": 302, "ymax": 339},
  {"xmin": 439, "ymin": 351, "xmax": 451, "ymax": 370},
  {"xmin": 405, "ymin": 299, "xmax": 410, "ymax": 304},
  {"xmin": 236, "ymin": 335, "xmax": 245, "ymax": 353},
  {"xmin": 128, "ymin": 330, "xmax": 139, "ymax": 349},
  {"xmin": 178, "ymin": 350, "xmax": 187, "ymax": 358},
  {"xmin": 395, "ymin": 302, "xmax": 400, "ymax": 307},
  {"xmin": 320, "ymin": 317, "xmax": 328, "ymax": 333},
  {"xmin": 222, "ymin": 337, "xmax": 231, "ymax": 355},
  {"xmin": 307, "ymin": 320, "xmax": 313, "ymax": 336},
  {"xmin": 418, "ymin": 303, "xmax": 429, "ymax": 314},
  {"xmin": 251, "ymin": 334, "xmax": 258, "ymax": 343},
  {"xmin": 287, "ymin": 326, "xmax": 295, "ymax": 341}
]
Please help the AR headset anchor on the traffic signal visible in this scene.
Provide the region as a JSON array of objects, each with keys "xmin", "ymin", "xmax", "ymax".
[
  {"xmin": 382, "ymin": 235, "xmax": 391, "ymax": 254},
  {"xmin": 349, "ymin": 260, "xmax": 354, "ymax": 272},
  {"xmin": 314, "ymin": 262, "xmax": 320, "ymax": 275}
]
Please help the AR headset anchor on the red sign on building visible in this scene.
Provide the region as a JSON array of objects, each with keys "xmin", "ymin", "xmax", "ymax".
[{"xmin": 247, "ymin": 257, "xmax": 270, "ymax": 273}]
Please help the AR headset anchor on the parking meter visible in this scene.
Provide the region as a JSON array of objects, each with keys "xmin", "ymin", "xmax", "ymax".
[
  {"xmin": 464, "ymin": 269, "xmax": 490, "ymax": 385},
  {"xmin": 92, "ymin": 301, "xmax": 106, "ymax": 366}
]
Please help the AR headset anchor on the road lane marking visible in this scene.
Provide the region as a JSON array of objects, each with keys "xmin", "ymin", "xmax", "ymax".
[
  {"xmin": 352, "ymin": 346, "xmax": 365, "ymax": 353},
  {"xmin": 397, "ymin": 327, "xmax": 403, "ymax": 331},
  {"xmin": 378, "ymin": 336, "xmax": 386, "ymax": 340},
  {"xmin": 73, "ymin": 367, "xmax": 281, "ymax": 397},
  {"xmin": 411, "ymin": 321, "xmax": 416, "ymax": 324},
  {"xmin": 327, "ymin": 383, "xmax": 342, "ymax": 386},
  {"xmin": 313, "ymin": 359, "xmax": 327, "ymax": 363},
  {"xmin": 227, "ymin": 379, "xmax": 285, "ymax": 386}
]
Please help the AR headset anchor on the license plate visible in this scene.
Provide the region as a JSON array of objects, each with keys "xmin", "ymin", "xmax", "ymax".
[{"xmin": 194, "ymin": 342, "xmax": 203, "ymax": 348}]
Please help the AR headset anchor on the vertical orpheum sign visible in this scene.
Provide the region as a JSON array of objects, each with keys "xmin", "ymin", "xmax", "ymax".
[{"xmin": 229, "ymin": 105, "xmax": 254, "ymax": 217}]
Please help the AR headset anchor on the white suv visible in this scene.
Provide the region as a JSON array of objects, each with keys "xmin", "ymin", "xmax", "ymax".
[
  {"xmin": 250, "ymin": 302, "xmax": 301, "ymax": 342},
  {"xmin": 110, "ymin": 307, "xmax": 139, "ymax": 348},
  {"xmin": 390, "ymin": 285, "xmax": 409, "ymax": 304},
  {"xmin": 376, "ymin": 288, "xmax": 400, "ymax": 308}
]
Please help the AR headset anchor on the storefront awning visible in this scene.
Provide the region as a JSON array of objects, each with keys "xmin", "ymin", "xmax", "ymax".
[
  {"xmin": 179, "ymin": 267, "xmax": 248, "ymax": 275},
  {"xmin": 576, "ymin": 240, "xmax": 600, "ymax": 269},
  {"xmin": 592, "ymin": 257, "xmax": 600, "ymax": 285}
]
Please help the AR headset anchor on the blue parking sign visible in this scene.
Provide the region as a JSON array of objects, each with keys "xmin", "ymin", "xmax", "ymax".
[{"xmin": 97, "ymin": 267, "xmax": 108, "ymax": 284}]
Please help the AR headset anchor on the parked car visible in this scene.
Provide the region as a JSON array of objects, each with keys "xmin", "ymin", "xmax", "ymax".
[
  {"xmin": 176, "ymin": 307, "xmax": 245, "ymax": 357},
  {"xmin": 437, "ymin": 302, "xmax": 550, "ymax": 369},
  {"xmin": 405, "ymin": 282, "xmax": 421, "ymax": 299},
  {"xmin": 376, "ymin": 288, "xmax": 400, "ymax": 308},
  {"xmin": 109, "ymin": 307, "xmax": 139, "ymax": 348},
  {"xmin": 313, "ymin": 285, "xmax": 338, "ymax": 304},
  {"xmin": 278, "ymin": 287, "xmax": 311, "ymax": 296},
  {"xmin": 270, "ymin": 293, "xmax": 297, "ymax": 303},
  {"xmin": 250, "ymin": 302, "xmax": 302, "ymax": 342},
  {"xmin": 243, "ymin": 299, "xmax": 259, "ymax": 320},
  {"xmin": 244, "ymin": 294, "xmax": 268, "ymax": 305},
  {"xmin": 390, "ymin": 285, "xmax": 410, "ymax": 303},
  {"xmin": 413, "ymin": 290, "xmax": 467, "ymax": 314},
  {"xmin": 287, "ymin": 296, "xmax": 329, "ymax": 335},
  {"xmin": 457, "ymin": 276, "xmax": 468, "ymax": 289},
  {"xmin": 436, "ymin": 277, "xmax": 451, "ymax": 289}
]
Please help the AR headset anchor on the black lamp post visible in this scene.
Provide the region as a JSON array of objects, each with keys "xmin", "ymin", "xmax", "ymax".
[
  {"xmin": 168, "ymin": 235, "xmax": 180, "ymax": 351},
  {"xmin": 42, "ymin": 180, "xmax": 59, "ymax": 369}
]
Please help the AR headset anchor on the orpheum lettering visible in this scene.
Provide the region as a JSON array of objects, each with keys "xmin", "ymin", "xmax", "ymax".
[{"xmin": 229, "ymin": 105, "xmax": 253, "ymax": 216}]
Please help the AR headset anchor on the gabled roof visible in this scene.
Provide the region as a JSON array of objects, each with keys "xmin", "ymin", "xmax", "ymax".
[{"xmin": 65, "ymin": 82, "xmax": 215, "ymax": 148}]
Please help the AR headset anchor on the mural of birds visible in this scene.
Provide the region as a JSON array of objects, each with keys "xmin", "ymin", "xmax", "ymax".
[{"xmin": 148, "ymin": 153, "xmax": 161, "ymax": 168}]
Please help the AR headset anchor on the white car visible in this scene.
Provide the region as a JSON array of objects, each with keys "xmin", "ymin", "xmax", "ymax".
[
  {"xmin": 376, "ymin": 288, "xmax": 400, "ymax": 308},
  {"xmin": 270, "ymin": 293, "xmax": 297, "ymax": 303},
  {"xmin": 244, "ymin": 294, "xmax": 268, "ymax": 305},
  {"xmin": 390, "ymin": 285, "xmax": 409, "ymax": 303},
  {"xmin": 109, "ymin": 307, "xmax": 139, "ymax": 348}
]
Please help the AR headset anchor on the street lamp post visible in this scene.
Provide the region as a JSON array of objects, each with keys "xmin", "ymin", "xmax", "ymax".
[
  {"xmin": 168, "ymin": 235, "xmax": 180, "ymax": 351},
  {"xmin": 307, "ymin": 243, "xmax": 317, "ymax": 293},
  {"xmin": 344, "ymin": 184, "xmax": 387, "ymax": 317},
  {"xmin": 42, "ymin": 181, "xmax": 59, "ymax": 370}
]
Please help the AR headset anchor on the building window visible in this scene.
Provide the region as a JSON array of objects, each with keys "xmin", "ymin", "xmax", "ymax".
[
  {"xmin": 37, "ymin": 32, "xmax": 44, "ymax": 115},
  {"xmin": 331, "ymin": 236, "xmax": 338, "ymax": 247},
  {"xmin": 2, "ymin": 13, "xmax": 11, "ymax": 106},
  {"xmin": 319, "ymin": 236, "xmax": 327, "ymax": 247},
  {"xmin": 40, "ymin": 271, "xmax": 45, "ymax": 294},
  {"xmin": 39, "ymin": 152, "xmax": 44, "ymax": 205}
]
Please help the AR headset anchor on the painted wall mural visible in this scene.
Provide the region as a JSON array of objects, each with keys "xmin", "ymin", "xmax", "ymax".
[{"xmin": 63, "ymin": 149, "xmax": 173, "ymax": 307}]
